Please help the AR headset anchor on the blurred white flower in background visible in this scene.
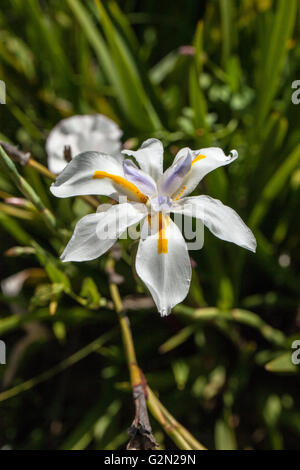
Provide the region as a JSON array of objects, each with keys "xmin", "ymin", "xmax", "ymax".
[{"xmin": 46, "ymin": 114, "xmax": 123, "ymax": 174}]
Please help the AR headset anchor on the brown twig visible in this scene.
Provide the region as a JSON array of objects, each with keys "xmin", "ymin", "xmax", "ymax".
[
  {"xmin": 0, "ymin": 141, "xmax": 31, "ymax": 165},
  {"xmin": 107, "ymin": 257, "xmax": 158, "ymax": 450}
]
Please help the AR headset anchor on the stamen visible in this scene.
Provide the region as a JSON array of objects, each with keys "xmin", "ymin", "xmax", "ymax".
[
  {"xmin": 93, "ymin": 171, "xmax": 148, "ymax": 203},
  {"xmin": 192, "ymin": 154, "xmax": 206, "ymax": 165},
  {"xmin": 158, "ymin": 212, "xmax": 168, "ymax": 254}
]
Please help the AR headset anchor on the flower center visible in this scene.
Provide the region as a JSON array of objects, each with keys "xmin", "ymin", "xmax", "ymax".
[{"xmin": 150, "ymin": 195, "xmax": 173, "ymax": 213}]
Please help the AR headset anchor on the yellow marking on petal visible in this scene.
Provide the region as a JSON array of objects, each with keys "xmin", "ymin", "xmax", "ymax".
[
  {"xmin": 158, "ymin": 212, "xmax": 168, "ymax": 254},
  {"xmin": 192, "ymin": 154, "xmax": 206, "ymax": 165},
  {"xmin": 93, "ymin": 171, "xmax": 148, "ymax": 203},
  {"xmin": 173, "ymin": 185, "xmax": 187, "ymax": 201}
]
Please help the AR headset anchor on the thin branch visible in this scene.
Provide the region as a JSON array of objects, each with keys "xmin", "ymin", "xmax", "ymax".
[
  {"xmin": 147, "ymin": 387, "xmax": 207, "ymax": 450},
  {"xmin": 174, "ymin": 305, "xmax": 288, "ymax": 347},
  {"xmin": 0, "ymin": 141, "xmax": 31, "ymax": 165},
  {"xmin": 107, "ymin": 257, "xmax": 157, "ymax": 450},
  {"xmin": 107, "ymin": 257, "xmax": 207, "ymax": 450}
]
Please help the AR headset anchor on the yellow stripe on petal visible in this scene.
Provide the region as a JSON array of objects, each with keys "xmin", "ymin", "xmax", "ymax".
[
  {"xmin": 93, "ymin": 171, "xmax": 148, "ymax": 203},
  {"xmin": 192, "ymin": 154, "xmax": 206, "ymax": 165},
  {"xmin": 173, "ymin": 185, "xmax": 187, "ymax": 201},
  {"xmin": 158, "ymin": 212, "xmax": 168, "ymax": 254}
]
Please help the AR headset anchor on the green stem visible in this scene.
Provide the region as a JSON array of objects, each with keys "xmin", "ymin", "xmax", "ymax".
[
  {"xmin": 174, "ymin": 305, "xmax": 288, "ymax": 347},
  {"xmin": 108, "ymin": 258, "xmax": 207, "ymax": 450},
  {"xmin": 147, "ymin": 387, "xmax": 206, "ymax": 450}
]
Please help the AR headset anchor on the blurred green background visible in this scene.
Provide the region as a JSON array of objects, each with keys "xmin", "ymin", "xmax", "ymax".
[{"xmin": 0, "ymin": 0, "xmax": 299, "ymax": 450}]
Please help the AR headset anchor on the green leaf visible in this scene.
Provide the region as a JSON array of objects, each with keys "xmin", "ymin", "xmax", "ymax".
[
  {"xmin": 66, "ymin": 0, "xmax": 116, "ymax": 85},
  {"xmin": 33, "ymin": 243, "xmax": 71, "ymax": 293},
  {"xmin": 265, "ymin": 352, "xmax": 299, "ymax": 374},
  {"xmin": 0, "ymin": 212, "xmax": 32, "ymax": 245},
  {"xmin": 172, "ymin": 359, "xmax": 190, "ymax": 390},
  {"xmin": 256, "ymin": 0, "xmax": 297, "ymax": 127},
  {"xmin": 219, "ymin": 0, "xmax": 234, "ymax": 67},
  {"xmin": 189, "ymin": 22, "xmax": 210, "ymax": 146},
  {"xmin": 61, "ymin": 399, "xmax": 121, "ymax": 450},
  {"xmin": 93, "ymin": 0, "xmax": 162, "ymax": 131},
  {"xmin": 249, "ymin": 143, "xmax": 300, "ymax": 228},
  {"xmin": 30, "ymin": 283, "xmax": 64, "ymax": 309},
  {"xmin": 150, "ymin": 50, "xmax": 179, "ymax": 85},
  {"xmin": 159, "ymin": 325, "xmax": 195, "ymax": 354},
  {"xmin": 263, "ymin": 394, "xmax": 282, "ymax": 426},
  {"xmin": 80, "ymin": 277, "xmax": 101, "ymax": 309},
  {"xmin": 214, "ymin": 419, "xmax": 237, "ymax": 450}
]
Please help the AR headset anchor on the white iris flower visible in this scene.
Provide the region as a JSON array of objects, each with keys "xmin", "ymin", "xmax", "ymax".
[
  {"xmin": 46, "ymin": 114, "xmax": 123, "ymax": 174},
  {"xmin": 50, "ymin": 139, "xmax": 256, "ymax": 316}
]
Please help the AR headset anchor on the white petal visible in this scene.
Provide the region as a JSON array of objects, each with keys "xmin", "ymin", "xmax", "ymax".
[
  {"xmin": 136, "ymin": 216, "xmax": 191, "ymax": 316},
  {"xmin": 46, "ymin": 114, "xmax": 123, "ymax": 174},
  {"xmin": 172, "ymin": 195, "xmax": 256, "ymax": 252},
  {"xmin": 172, "ymin": 147, "xmax": 238, "ymax": 199},
  {"xmin": 50, "ymin": 151, "xmax": 125, "ymax": 199},
  {"xmin": 122, "ymin": 138, "xmax": 163, "ymax": 181},
  {"xmin": 61, "ymin": 202, "xmax": 147, "ymax": 262}
]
